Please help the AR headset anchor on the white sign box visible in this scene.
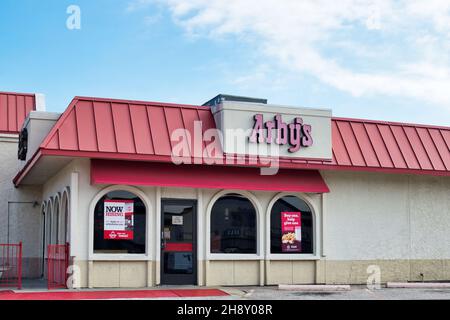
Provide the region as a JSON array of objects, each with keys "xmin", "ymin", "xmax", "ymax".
[{"xmin": 210, "ymin": 101, "xmax": 332, "ymax": 160}]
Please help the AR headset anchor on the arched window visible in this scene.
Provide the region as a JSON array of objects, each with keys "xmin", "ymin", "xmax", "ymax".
[
  {"xmin": 210, "ymin": 193, "xmax": 257, "ymax": 254},
  {"xmin": 46, "ymin": 201, "xmax": 52, "ymax": 248},
  {"xmin": 270, "ymin": 196, "xmax": 314, "ymax": 254},
  {"xmin": 53, "ymin": 198, "xmax": 60, "ymax": 244},
  {"xmin": 60, "ymin": 191, "xmax": 69, "ymax": 244},
  {"xmin": 93, "ymin": 190, "xmax": 146, "ymax": 254},
  {"xmin": 41, "ymin": 204, "xmax": 47, "ymax": 276}
]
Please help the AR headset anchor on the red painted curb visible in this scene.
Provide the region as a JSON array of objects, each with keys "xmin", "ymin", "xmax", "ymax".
[{"xmin": 0, "ymin": 289, "xmax": 229, "ymax": 300}]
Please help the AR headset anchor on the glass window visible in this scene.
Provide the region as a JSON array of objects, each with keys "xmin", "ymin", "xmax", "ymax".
[
  {"xmin": 210, "ymin": 194, "xmax": 257, "ymax": 254},
  {"xmin": 93, "ymin": 190, "xmax": 146, "ymax": 254},
  {"xmin": 270, "ymin": 196, "xmax": 313, "ymax": 254}
]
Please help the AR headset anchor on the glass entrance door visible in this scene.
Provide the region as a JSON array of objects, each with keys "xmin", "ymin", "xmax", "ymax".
[{"xmin": 161, "ymin": 199, "xmax": 197, "ymax": 285}]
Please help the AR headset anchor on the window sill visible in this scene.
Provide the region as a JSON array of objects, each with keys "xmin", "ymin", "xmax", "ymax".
[
  {"xmin": 207, "ymin": 254, "xmax": 263, "ymax": 261},
  {"xmin": 265, "ymin": 254, "xmax": 320, "ymax": 261},
  {"xmin": 89, "ymin": 254, "xmax": 150, "ymax": 261}
]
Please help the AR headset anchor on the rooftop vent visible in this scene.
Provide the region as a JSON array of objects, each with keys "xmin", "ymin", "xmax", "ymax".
[{"xmin": 202, "ymin": 94, "xmax": 268, "ymax": 107}]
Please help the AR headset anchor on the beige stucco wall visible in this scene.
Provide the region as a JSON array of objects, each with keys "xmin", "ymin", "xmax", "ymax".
[
  {"xmin": 68, "ymin": 259, "xmax": 154, "ymax": 288},
  {"xmin": 89, "ymin": 261, "xmax": 150, "ymax": 288},
  {"xmin": 320, "ymin": 171, "xmax": 450, "ymax": 283},
  {"xmin": 206, "ymin": 261, "xmax": 261, "ymax": 286},
  {"xmin": 265, "ymin": 260, "xmax": 316, "ymax": 285},
  {"xmin": 0, "ymin": 135, "xmax": 42, "ymax": 278},
  {"xmin": 315, "ymin": 259, "xmax": 450, "ymax": 284},
  {"xmin": 321, "ymin": 171, "xmax": 450, "ymax": 260},
  {"xmin": 38, "ymin": 158, "xmax": 450, "ymax": 287}
]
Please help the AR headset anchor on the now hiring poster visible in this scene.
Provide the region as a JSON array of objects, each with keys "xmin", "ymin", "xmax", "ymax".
[{"xmin": 104, "ymin": 200, "xmax": 134, "ymax": 240}]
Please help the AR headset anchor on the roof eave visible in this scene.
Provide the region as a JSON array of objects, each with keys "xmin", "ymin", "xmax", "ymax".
[{"xmin": 13, "ymin": 149, "xmax": 43, "ymax": 187}]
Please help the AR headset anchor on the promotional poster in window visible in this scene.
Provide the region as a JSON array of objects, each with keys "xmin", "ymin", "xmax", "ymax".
[
  {"xmin": 104, "ymin": 200, "xmax": 134, "ymax": 240},
  {"xmin": 281, "ymin": 212, "xmax": 302, "ymax": 252}
]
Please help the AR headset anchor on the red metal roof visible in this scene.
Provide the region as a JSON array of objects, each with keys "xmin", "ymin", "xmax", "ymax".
[
  {"xmin": 0, "ymin": 91, "xmax": 36, "ymax": 133},
  {"xmin": 328, "ymin": 118, "xmax": 450, "ymax": 172},
  {"xmin": 91, "ymin": 159, "xmax": 330, "ymax": 193},
  {"xmin": 15, "ymin": 96, "xmax": 449, "ymax": 186},
  {"xmin": 40, "ymin": 96, "xmax": 216, "ymax": 159}
]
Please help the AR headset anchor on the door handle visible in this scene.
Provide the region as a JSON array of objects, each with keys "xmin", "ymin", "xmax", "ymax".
[{"xmin": 161, "ymin": 232, "xmax": 166, "ymax": 249}]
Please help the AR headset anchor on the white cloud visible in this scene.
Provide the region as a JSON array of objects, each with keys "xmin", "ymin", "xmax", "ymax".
[
  {"xmin": 126, "ymin": 0, "xmax": 153, "ymax": 12},
  {"xmin": 130, "ymin": 0, "xmax": 450, "ymax": 110}
]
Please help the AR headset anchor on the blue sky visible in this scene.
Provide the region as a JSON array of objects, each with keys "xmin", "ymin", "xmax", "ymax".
[{"xmin": 1, "ymin": 0, "xmax": 449, "ymax": 126}]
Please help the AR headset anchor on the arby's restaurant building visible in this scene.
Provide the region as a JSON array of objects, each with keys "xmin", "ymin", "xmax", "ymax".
[{"xmin": 1, "ymin": 91, "xmax": 449, "ymax": 288}]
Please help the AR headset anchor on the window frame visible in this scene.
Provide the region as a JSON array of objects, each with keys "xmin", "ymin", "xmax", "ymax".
[
  {"xmin": 88, "ymin": 185, "xmax": 152, "ymax": 261},
  {"xmin": 53, "ymin": 195, "xmax": 60, "ymax": 245},
  {"xmin": 206, "ymin": 190, "xmax": 263, "ymax": 261},
  {"xmin": 60, "ymin": 188, "xmax": 70, "ymax": 244},
  {"xmin": 266, "ymin": 193, "xmax": 321, "ymax": 261},
  {"xmin": 46, "ymin": 199, "xmax": 53, "ymax": 248}
]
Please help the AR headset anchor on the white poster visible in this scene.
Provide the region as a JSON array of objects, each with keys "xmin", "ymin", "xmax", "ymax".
[{"xmin": 104, "ymin": 200, "xmax": 134, "ymax": 240}]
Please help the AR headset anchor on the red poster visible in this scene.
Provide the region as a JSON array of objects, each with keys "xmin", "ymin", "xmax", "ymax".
[
  {"xmin": 281, "ymin": 212, "xmax": 302, "ymax": 252},
  {"xmin": 104, "ymin": 200, "xmax": 134, "ymax": 240}
]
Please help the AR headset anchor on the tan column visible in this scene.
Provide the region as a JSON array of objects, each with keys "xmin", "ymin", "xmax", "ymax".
[
  {"xmin": 259, "ymin": 260, "xmax": 264, "ymax": 286},
  {"xmin": 205, "ymin": 260, "xmax": 210, "ymax": 286},
  {"xmin": 155, "ymin": 187, "xmax": 161, "ymax": 285},
  {"xmin": 146, "ymin": 261, "xmax": 153, "ymax": 287},
  {"xmin": 88, "ymin": 260, "xmax": 94, "ymax": 288},
  {"xmin": 265, "ymin": 260, "xmax": 271, "ymax": 285}
]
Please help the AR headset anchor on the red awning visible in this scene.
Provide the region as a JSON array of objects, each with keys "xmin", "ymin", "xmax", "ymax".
[{"xmin": 91, "ymin": 159, "xmax": 330, "ymax": 193}]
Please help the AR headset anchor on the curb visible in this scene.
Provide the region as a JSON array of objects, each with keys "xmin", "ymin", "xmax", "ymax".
[
  {"xmin": 278, "ymin": 284, "xmax": 351, "ymax": 292},
  {"xmin": 386, "ymin": 282, "xmax": 450, "ymax": 289}
]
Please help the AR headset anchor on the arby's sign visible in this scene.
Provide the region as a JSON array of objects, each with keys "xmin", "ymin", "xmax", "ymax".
[
  {"xmin": 209, "ymin": 100, "xmax": 332, "ymax": 160},
  {"xmin": 249, "ymin": 114, "xmax": 313, "ymax": 153}
]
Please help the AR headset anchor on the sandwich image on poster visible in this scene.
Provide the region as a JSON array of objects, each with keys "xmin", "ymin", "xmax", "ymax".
[
  {"xmin": 281, "ymin": 212, "xmax": 302, "ymax": 252},
  {"xmin": 104, "ymin": 199, "xmax": 134, "ymax": 240}
]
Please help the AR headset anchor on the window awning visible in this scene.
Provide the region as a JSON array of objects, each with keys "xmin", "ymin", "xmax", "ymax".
[{"xmin": 91, "ymin": 159, "xmax": 330, "ymax": 193}]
